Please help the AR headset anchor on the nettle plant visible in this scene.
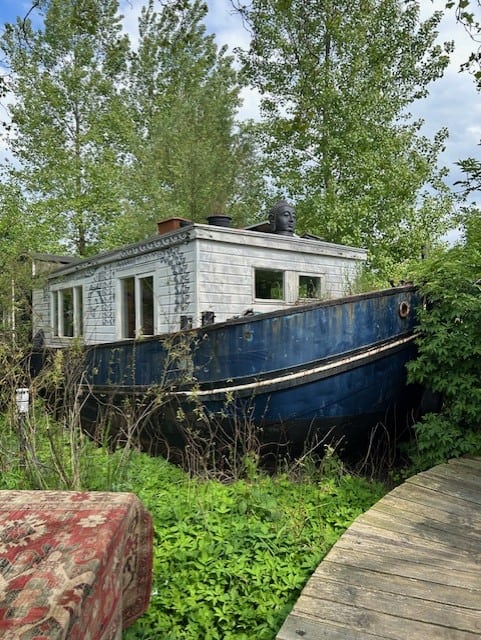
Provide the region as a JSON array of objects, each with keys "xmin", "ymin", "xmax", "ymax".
[{"xmin": 407, "ymin": 224, "xmax": 481, "ymax": 469}]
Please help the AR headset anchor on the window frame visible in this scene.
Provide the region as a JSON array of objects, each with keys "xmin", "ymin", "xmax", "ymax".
[
  {"xmin": 118, "ymin": 272, "xmax": 156, "ymax": 339},
  {"xmin": 253, "ymin": 268, "xmax": 285, "ymax": 301},
  {"xmin": 297, "ymin": 273, "xmax": 324, "ymax": 301},
  {"xmin": 51, "ymin": 285, "xmax": 83, "ymax": 338}
]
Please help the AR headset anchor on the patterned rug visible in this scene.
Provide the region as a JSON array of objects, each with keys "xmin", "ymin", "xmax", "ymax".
[{"xmin": 0, "ymin": 490, "xmax": 153, "ymax": 639}]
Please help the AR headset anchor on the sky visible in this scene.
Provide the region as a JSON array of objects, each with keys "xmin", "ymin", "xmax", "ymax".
[{"xmin": 0, "ymin": 0, "xmax": 480, "ymax": 220}]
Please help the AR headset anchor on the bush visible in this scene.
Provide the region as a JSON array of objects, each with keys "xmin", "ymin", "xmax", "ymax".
[
  {"xmin": 406, "ymin": 221, "xmax": 481, "ymax": 470},
  {"xmin": 0, "ymin": 392, "xmax": 385, "ymax": 639},
  {"xmin": 0, "ymin": 337, "xmax": 385, "ymax": 639}
]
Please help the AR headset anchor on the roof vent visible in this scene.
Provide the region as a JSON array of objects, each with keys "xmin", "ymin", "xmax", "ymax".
[{"xmin": 206, "ymin": 215, "xmax": 232, "ymax": 227}]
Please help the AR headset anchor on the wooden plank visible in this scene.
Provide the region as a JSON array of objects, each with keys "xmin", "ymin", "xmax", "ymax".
[
  {"xmin": 336, "ymin": 525, "xmax": 480, "ymax": 574},
  {"xmin": 276, "ymin": 458, "xmax": 481, "ymax": 640},
  {"xmin": 356, "ymin": 508, "xmax": 481, "ymax": 555},
  {"xmin": 313, "ymin": 560, "xmax": 481, "ymax": 609},
  {"xmin": 292, "ymin": 596, "xmax": 481, "ymax": 640},
  {"xmin": 407, "ymin": 471, "xmax": 481, "ymax": 505},
  {"xmin": 388, "ymin": 481, "xmax": 481, "ymax": 524},
  {"xmin": 447, "ymin": 456, "xmax": 481, "ymax": 475},
  {"xmin": 324, "ymin": 545, "xmax": 481, "ymax": 591},
  {"xmin": 277, "ymin": 613, "xmax": 386, "ymax": 640},
  {"xmin": 424, "ymin": 464, "xmax": 481, "ymax": 490},
  {"xmin": 343, "ymin": 519, "xmax": 480, "ymax": 567},
  {"xmin": 300, "ymin": 578, "xmax": 481, "ymax": 633},
  {"xmin": 372, "ymin": 496, "xmax": 481, "ymax": 548},
  {"xmin": 374, "ymin": 493, "xmax": 481, "ymax": 529}
]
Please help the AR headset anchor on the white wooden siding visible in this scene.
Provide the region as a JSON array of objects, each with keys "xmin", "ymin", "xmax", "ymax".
[
  {"xmin": 33, "ymin": 224, "xmax": 367, "ymax": 346},
  {"xmin": 195, "ymin": 229, "xmax": 364, "ymax": 323}
]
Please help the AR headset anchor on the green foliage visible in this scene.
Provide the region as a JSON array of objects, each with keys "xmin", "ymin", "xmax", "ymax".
[
  {"xmin": 0, "ymin": 405, "xmax": 136, "ymax": 492},
  {"xmin": 1, "ymin": 0, "xmax": 131, "ymax": 256},
  {"xmin": 0, "ymin": 183, "xmax": 37, "ymax": 343},
  {"xmin": 0, "ymin": 384, "xmax": 385, "ymax": 640},
  {"xmin": 446, "ymin": 0, "xmax": 481, "ymax": 88},
  {"xmin": 406, "ymin": 216, "xmax": 481, "ymax": 469},
  {"xmin": 120, "ymin": 0, "xmax": 264, "ymax": 240},
  {"xmin": 121, "ymin": 453, "xmax": 384, "ymax": 639},
  {"xmin": 0, "ymin": 0, "xmax": 265, "ymax": 255},
  {"xmin": 0, "ymin": 336, "xmax": 384, "ymax": 639},
  {"xmin": 236, "ymin": 0, "xmax": 455, "ymax": 280},
  {"xmin": 456, "ymin": 156, "xmax": 481, "ymax": 196}
]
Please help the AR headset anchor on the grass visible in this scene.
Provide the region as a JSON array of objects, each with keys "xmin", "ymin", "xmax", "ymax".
[{"xmin": 0, "ymin": 411, "xmax": 386, "ymax": 639}]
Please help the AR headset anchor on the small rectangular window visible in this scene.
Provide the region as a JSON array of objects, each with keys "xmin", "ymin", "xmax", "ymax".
[
  {"xmin": 255, "ymin": 269, "xmax": 284, "ymax": 300},
  {"xmin": 298, "ymin": 275, "xmax": 322, "ymax": 299}
]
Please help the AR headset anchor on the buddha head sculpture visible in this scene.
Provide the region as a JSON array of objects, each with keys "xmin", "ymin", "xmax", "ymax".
[{"xmin": 268, "ymin": 200, "xmax": 296, "ymax": 236}]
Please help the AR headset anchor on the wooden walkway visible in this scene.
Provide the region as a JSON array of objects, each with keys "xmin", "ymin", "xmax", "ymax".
[{"xmin": 276, "ymin": 456, "xmax": 481, "ymax": 640}]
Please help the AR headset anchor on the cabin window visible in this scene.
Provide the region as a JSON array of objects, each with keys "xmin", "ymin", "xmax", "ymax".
[
  {"xmin": 62, "ymin": 288, "xmax": 74, "ymax": 337},
  {"xmin": 254, "ymin": 269, "xmax": 284, "ymax": 300},
  {"xmin": 52, "ymin": 286, "xmax": 83, "ymax": 337},
  {"xmin": 51, "ymin": 292, "xmax": 58, "ymax": 336},
  {"xmin": 298, "ymin": 275, "xmax": 322, "ymax": 300},
  {"xmin": 140, "ymin": 275, "xmax": 154, "ymax": 335},
  {"xmin": 120, "ymin": 274, "xmax": 155, "ymax": 338},
  {"xmin": 122, "ymin": 277, "xmax": 136, "ymax": 338}
]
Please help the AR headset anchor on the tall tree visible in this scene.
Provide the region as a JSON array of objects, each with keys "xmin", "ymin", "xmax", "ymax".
[
  {"xmin": 0, "ymin": 182, "xmax": 41, "ymax": 342},
  {"xmin": 0, "ymin": 0, "xmax": 130, "ymax": 256},
  {"xmin": 119, "ymin": 0, "xmax": 265, "ymax": 239},
  {"xmin": 235, "ymin": 0, "xmax": 454, "ymax": 279}
]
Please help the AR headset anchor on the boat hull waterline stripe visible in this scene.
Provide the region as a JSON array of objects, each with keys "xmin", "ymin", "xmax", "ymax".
[
  {"xmin": 172, "ymin": 334, "xmax": 416, "ymax": 399},
  {"xmin": 84, "ymin": 334, "xmax": 416, "ymax": 400}
]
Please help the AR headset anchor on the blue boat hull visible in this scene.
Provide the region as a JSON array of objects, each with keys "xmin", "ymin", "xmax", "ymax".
[{"xmin": 83, "ymin": 285, "xmax": 421, "ymax": 451}]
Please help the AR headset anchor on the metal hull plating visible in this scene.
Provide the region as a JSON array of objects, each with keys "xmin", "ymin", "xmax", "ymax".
[{"xmin": 83, "ymin": 286, "xmax": 421, "ymax": 450}]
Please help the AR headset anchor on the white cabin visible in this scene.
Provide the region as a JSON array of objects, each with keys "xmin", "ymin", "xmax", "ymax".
[{"xmin": 32, "ymin": 218, "xmax": 367, "ymax": 347}]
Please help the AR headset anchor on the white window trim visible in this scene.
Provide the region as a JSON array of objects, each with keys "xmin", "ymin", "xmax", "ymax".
[
  {"xmin": 296, "ymin": 272, "xmax": 325, "ymax": 301},
  {"xmin": 117, "ymin": 271, "xmax": 156, "ymax": 339},
  {"xmin": 253, "ymin": 267, "xmax": 286, "ymax": 303},
  {"xmin": 51, "ymin": 285, "xmax": 83, "ymax": 338}
]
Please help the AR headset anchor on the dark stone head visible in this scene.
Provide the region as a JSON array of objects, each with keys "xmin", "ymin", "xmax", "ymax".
[{"xmin": 268, "ymin": 200, "xmax": 296, "ymax": 236}]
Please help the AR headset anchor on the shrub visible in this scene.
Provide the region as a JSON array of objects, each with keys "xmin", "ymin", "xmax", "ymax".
[{"xmin": 406, "ymin": 221, "xmax": 481, "ymax": 470}]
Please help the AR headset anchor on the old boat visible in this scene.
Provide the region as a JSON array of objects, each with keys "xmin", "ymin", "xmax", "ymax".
[{"xmin": 31, "ymin": 203, "xmax": 421, "ymax": 452}]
